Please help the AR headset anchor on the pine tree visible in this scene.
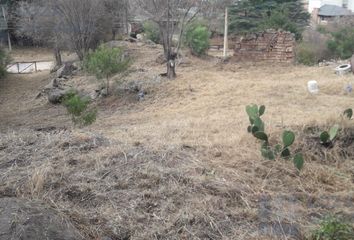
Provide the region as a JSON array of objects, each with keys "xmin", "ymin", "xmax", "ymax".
[{"xmin": 229, "ymin": 0, "xmax": 310, "ymax": 40}]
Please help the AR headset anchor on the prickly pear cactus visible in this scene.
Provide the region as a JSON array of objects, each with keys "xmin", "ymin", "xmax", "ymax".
[
  {"xmin": 282, "ymin": 131, "xmax": 295, "ymax": 148},
  {"xmin": 344, "ymin": 108, "xmax": 353, "ymax": 119},
  {"xmin": 246, "ymin": 104, "xmax": 266, "ymax": 134},
  {"xmin": 293, "ymin": 153, "xmax": 304, "ymax": 171},
  {"xmin": 320, "ymin": 124, "xmax": 339, "ymax": 144},
  {"xmin": 246, "ymin": 104, "xmax": 304, "ymax": 170}
]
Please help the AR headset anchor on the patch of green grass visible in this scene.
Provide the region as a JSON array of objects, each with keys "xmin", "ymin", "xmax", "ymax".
[{"xmin": 310, "ymin": 216, "xmax": 354, "ymax": 240}]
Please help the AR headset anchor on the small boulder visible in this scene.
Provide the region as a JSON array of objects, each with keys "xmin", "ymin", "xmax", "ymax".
[
  {"xmin": 0, "ymin": 197, "xmax": 82, "ymax": 240},
  {"xmin": 104, "ymin": 40, "xmax": 129, "ymax": 48},
  {"xmin": 43, "ymin": 78, "xmax": 60, "ymax": 91},
  {"xmin": 57, "ymin": 62, "xmax": 77, "ymax": 78},
  {"xmin": 136, "ymin": 34, "xmax": 145, "ymax": 41},
  {"xmin": 145, "ymin": 40, "xmax": 157, "ymax": 48},
  {"xmin": 138, "ymin": 90, "xmax": 145, "ymax": 101},
  {"xmin": 48, "ymin": 88, "xmax": 69, "ymax": 104}
]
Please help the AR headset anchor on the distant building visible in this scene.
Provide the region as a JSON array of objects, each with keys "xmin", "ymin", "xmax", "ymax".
[
  {"xmin": 318, "ymin": 4, "xmax": 352, "ymax": 21},
  {"xmin": 306, "ymin": 0, "xmax": 354, "ymax": 24},
  {"xmin": 307, "ymin": 0, "xmax": 354, "ymax": 13}
]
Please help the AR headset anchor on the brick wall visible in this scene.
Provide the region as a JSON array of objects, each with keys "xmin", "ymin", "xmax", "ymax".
[{"xmin": 232, "ymin": 30, "xmax": 295, "ymax": 63}]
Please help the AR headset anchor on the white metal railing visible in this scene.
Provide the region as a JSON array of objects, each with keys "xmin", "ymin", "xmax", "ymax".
[{"xmin": 6, "ymin": 61, "xmax": 54, "ymax": 74}]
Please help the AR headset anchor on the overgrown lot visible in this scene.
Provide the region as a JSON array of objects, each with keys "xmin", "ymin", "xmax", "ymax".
[{"xmin": 0, "ymin": 44, "xmax": 353, "ymax": 239}]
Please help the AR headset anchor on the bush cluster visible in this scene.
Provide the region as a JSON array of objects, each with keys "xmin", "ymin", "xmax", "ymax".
[
  {"xmin": 297, "ymin": 17, "xmax": 354, "ymax": 66},
  {"xmin": 84, "ymin": 45, "xmax": 130, "ymax": 95},
  {"xmin": 295, "ymin": 28, "xmax": 332, "ymax": 66},
  {"xmin": 185, "ymin": 24, "xmax": 210, "ymax": 56},
  {"xmin": 295, "ymin": 42, "xmax": 318, "ymax": 66},
  {"xmin": 143, "ymin": 21, "xmax": 160, "ymax": 44},
  {"xmin": 63, "ymin": 90, "xmax": 97, "ymax": 126},
  {"xmin": 327, "ymin": 28, "xmax": 354, "ymax": 59}
]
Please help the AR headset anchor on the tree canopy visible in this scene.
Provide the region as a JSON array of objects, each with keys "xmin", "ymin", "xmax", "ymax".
[{"xmin": 229, "ymin": 0, "xmax": 310, "ymax": 39}]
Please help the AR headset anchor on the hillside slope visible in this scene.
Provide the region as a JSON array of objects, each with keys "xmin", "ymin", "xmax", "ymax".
[{"xmin": 0, "ymin": 44, "xmax": 353, "ymax": 239}]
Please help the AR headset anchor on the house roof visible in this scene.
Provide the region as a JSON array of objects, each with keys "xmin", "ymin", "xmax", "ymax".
[{"xmin": 318, "ymin": 4, "xmax": 352, "ymax": 17}]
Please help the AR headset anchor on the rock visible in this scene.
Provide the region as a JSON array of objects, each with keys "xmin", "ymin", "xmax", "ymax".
[
  {"xmin": 138, "ymin": 91, "xmax": 145, "ymax": 101},
  {"xmin": 127, "ymin": 81, "xmax": 142, "ymax": 93},
  {"xmin": 88, "ymin": 87, "xmax": 105, "ymax": 100},
  {"xmin": 44, "ymin": 78, "xmax": 60, "ymax": 91},
  {"xmin": 40, "ymin": 77, "xmax": 71, "ymax": 101},
  {"xmin": 104, "ymin": 40, "xmax": 129, "ymax": 49},
  {"xmin": 57, "ymin": 62, "xmax": 77, "ymax": 78},
  {"xmin": 100, "ymin": 88, "xmax": 108, "ymax": 97},
  {"xmin": 0, "ymin": 197, "xmax": 82, "ymax": 240},
  {"xmin": 345, "ymin": 83, "xmax": 353, "ymax": 93},
  {"xmin": 72, "ymin": 61, "xmax": 82, "ymax": 71},
  {"xmin": 136, "ymin": 34, "xmax": 145, "ymax": 41},
  {"xmin": 145, "ymin": 40, "xmax": 157, "ymax": 48},
  {"xmin": 48, "ymin": 88, "xmax": 69, "ymax": 104},
  {"xmin": 89, "ymin": 90, "xmax": 100, "ymax": 100}
]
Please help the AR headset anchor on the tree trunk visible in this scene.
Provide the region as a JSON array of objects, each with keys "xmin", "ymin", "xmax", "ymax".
[
  {"xmin": 54, "ymin": 47, "xmax": 62, "ymax": 67},
  {"xmin": 106, "ymin": 77, "xmax": 110, "ymax": 95},
  {"xmin": 112, "ymin": 29, "xmax": 116, "ymax": 40},
  {"xmin": 167, "ymin": 59, "xmax": 176, "ymax": 79},
  {"xmin": 223, "ymin": 7, "xmax": 229, "ymax": 59},
  {"xmin": 77, "ymin": 51, "xmax": 84, "ymax": 61}
]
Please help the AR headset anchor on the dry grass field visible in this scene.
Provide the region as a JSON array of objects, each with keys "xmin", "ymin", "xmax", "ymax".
[{"xmin": 0, "ymin": 44, "xmax": 353, "ymax": 239}]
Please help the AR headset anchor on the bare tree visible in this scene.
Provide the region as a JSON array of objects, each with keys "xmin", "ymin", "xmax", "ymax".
[
  {"xmin": 15, "ymin": 0, "xmax": 107, "ymax": 64},
  {"xmin": 15, "ymin": 0, "xmax": 65, "ymax": 66},
  {"xmin": 201, "ymin": 0, "xmax": 233, "ymax": 34},
  {"xmin": 53, "ymin": 0, "xmax": 105, "ymax": 61},
  {"xmin": 136, "ymin": 0, "xmax": 203, "ymax": 79},
  {"xmin": 104, "ymin": 0, "xmax": 130, "ymax": 39}
]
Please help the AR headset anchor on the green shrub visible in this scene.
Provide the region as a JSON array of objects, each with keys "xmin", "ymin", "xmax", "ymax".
[
  {"xmin": 295, "ymin": 42, "xmax": 318, "ymax": 66},
  {"xmin": 185, "ymin": 25, "xmax": 210, "ymax": 56},
  {"xmin": 327, "ymin": 28, "xmax": 354, "ymax": 59},
  {"xmin": 310, "ymin": 216, "xmax": 354, "ymax": 240},
  {"xmin": 84, "ymin": 46, "xmax": 130, "ymax": 95},
  {"xmin": 298, "ymin": 28, "xmax": 334, "ymax": 65},
  {"xmin": 63, "ymin": 90, "xmax": 97, "ymax": 126},
  {"xmin": 262, "ymin": 10, "xmax": 302, "ymax": 40},
  {"xmin": 143, "ymin": 20, "xmax": 160, "ymax": 44}
]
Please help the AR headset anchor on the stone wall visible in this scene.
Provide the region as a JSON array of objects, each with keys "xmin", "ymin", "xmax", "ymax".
[{"xmin": 232, "ymin": 30, "xmax": 295, "ymax": 62}]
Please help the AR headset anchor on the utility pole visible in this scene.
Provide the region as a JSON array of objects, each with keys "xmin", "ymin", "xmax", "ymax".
[
  {"xmin": 2, "ymin": 6, "xmax": 11, "ymax": 51},
  {"xmin": 223, "ymin": 7, "xmax": 228, "ymax": 59}
]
